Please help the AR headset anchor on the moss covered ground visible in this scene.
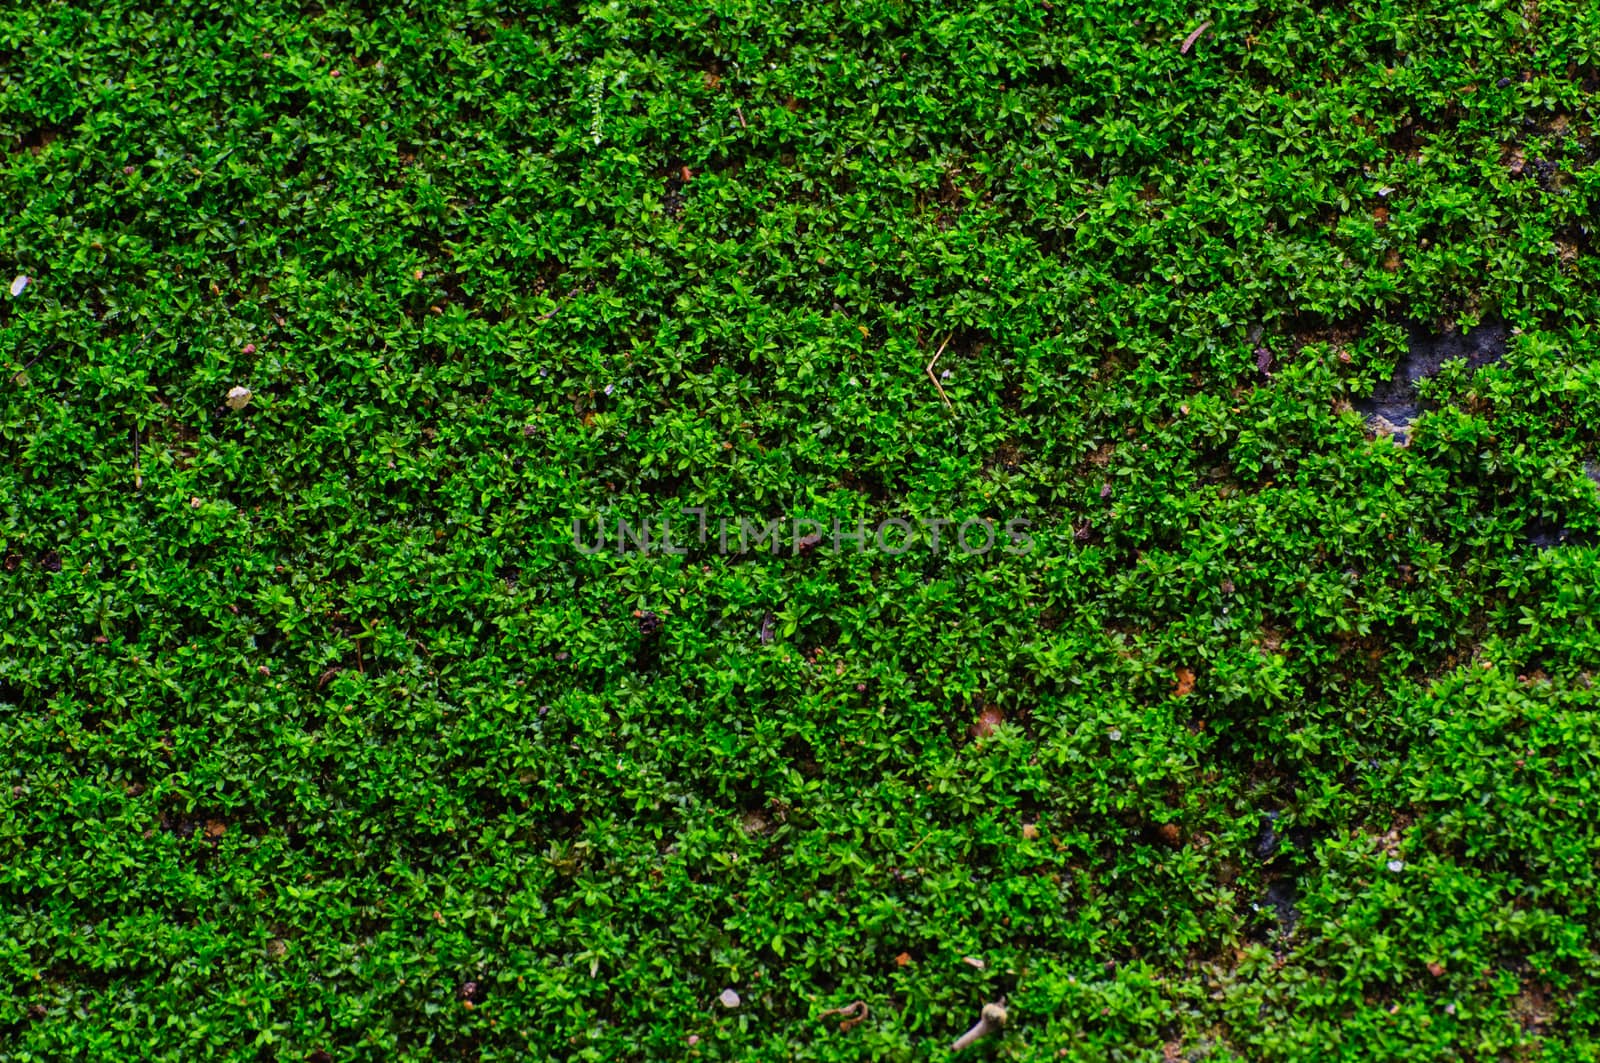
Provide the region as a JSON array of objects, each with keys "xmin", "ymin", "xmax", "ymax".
[{"xmin": 4, "ymin": 1, "xmax": 1600, "ymax": 1059}]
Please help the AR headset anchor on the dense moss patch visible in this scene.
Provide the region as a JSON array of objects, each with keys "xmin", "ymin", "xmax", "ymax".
[{"xmin": 3, "ymin": 1, "xmax": 1600, "ymax": 1059}]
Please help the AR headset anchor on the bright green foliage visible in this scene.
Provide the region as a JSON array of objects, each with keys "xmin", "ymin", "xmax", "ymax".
[{"xmin": 3, "ymin": 0, "xmax": 1600, "ymax": 1059}]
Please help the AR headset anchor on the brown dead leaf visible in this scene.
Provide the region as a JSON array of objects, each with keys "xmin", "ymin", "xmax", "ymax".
[
  {"xmin": 1174, "ymin": 668, "xmax": 1196, "ymax": 697},
  {"xmin": 971, "ymin": 706, "xmax": 1004, "ymax": 740},
  {"xmin": 895, "ymin": 952, "xmax": 912, "ymax": 967},
  {"xmin": 1022, "ymin": 822, "xmax": 1040, "ymax": 841},
  {"xmin": 1383, "ymin": 249, "xmax": 1401, "ymax": 272}
]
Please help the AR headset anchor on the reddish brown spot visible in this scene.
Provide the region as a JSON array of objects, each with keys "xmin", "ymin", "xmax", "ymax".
[
  {"xmin": 972, "ymin": 705, "xmax": 1004, "ymax": 740},
  {"xmin": 1174, "ymin": 668, "xmax": 1196, "ymax": 697},
  {"xmin": 1157, "ymin": 823, "xmax": 1182, "ymax": 847}
]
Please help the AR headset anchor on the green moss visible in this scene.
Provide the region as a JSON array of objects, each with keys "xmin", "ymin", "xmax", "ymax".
[{"xmin": 3, "ymin": 0, "xmax": 1600, "ymax": 1058}]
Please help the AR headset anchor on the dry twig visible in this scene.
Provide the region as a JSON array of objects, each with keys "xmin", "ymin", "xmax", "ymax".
[
  {"xmin": 952, "ymin": 1002, "xmax": 1008, "ymax": 1052},
  {"xmin": 819, "ymin": 1000, "xmax": 869, "ymax": 1033},
  {"xmin": 926, "ymin": 334, "xmax": 954, "ymax": 414},
  {"xmin": 1181, "ymin": 20, "xmax": 1213, "ymax": 54}
]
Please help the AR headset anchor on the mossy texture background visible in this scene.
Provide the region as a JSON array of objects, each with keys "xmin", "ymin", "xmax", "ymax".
[{"xmin": 4, "ymin": 1, "xmax": 1600, "ymax": 1059}]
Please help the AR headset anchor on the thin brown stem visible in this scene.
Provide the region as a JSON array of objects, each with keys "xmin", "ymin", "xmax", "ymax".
[
  {"xmin": 926, "ymin": 334, "xmax": 954, "ymax": 414},
  {"xmin": 951, "ymin": 1002, "xmax": 1007, "ymax": 1052}
]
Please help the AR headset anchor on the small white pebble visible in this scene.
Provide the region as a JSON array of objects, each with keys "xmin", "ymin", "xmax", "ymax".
[
  {"xmin": 718, "ymin": 988, "xmax": 740, "ymax": 1009},
  {"xmin": 226, "ymin": 386, "xmax": 253, "ymax": 410},
  {"xmin": 1387, "ymin": 859, "xmax": 1405, "ymax": 873},
  {"xmin": 9, "ymin": 275, "xmax": 28, "ymax": 297},
  {"xmin": 1108, "ymin": 728, "xmax": 1123, "ymax": 742}
]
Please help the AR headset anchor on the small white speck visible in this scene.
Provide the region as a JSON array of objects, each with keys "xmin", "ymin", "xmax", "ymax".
[
  {"xmin": 226, "ymin": 386, "xmax": 252, "ymax": 410},
  {"xmin": 1377, "ymin": 186, "xmax": 1395, "ymax": 197},
  {"xmin": 603, "ymin": 383, "xmax": 614, "ymax": 395},
  {"xmin": 940, "ymin": 369, "xmax": 952, "ymax": 380},
  {"xmin": 1387, "ymin": 859, "xmax": 1405, "ymax": 873},
  {"xmin": 9, "ymin": 275, "xmax": 28, "ymax": 297},
  {"xmin": 718, "ymin": 988, "xmax": 740, "ymax": 1008},
  {"xmin": 1108, "ymin": 728, "xmax": 1122, "ymax": 742}
]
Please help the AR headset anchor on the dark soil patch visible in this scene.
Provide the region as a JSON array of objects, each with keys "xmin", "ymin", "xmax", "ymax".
[
  {"xmin": 1354, "ymin": 318, "xmax": 1508, "ymax": 438},
  {"xmin": 1263, "ymin": 878, "xmax": 1299, "ymax": 936},
  {"xmin": 1244, "ymin": 875, "xmax": 1300, "ymax": 941}
]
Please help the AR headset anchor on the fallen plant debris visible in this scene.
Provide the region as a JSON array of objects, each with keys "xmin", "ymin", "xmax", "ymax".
[
  {"xmin": 1180, "ymin": 20, "xmax": 1213, "ymax": 54},
  {"xmin": 926, "ymin": 333, "xmax": 955, "ymax": 414},
  {"xmin": 819, "ymin": 1000, "xmax": 870, "ymax": 1033},
  {"xmin": 951, "ymin": 1002, "xmax": 1008, "ymax": 1052}
]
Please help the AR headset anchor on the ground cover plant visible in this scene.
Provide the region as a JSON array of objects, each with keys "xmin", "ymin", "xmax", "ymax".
[{"xmin": 4, "ymin": 0, "xmax": 1600, "ymax": 1058}]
